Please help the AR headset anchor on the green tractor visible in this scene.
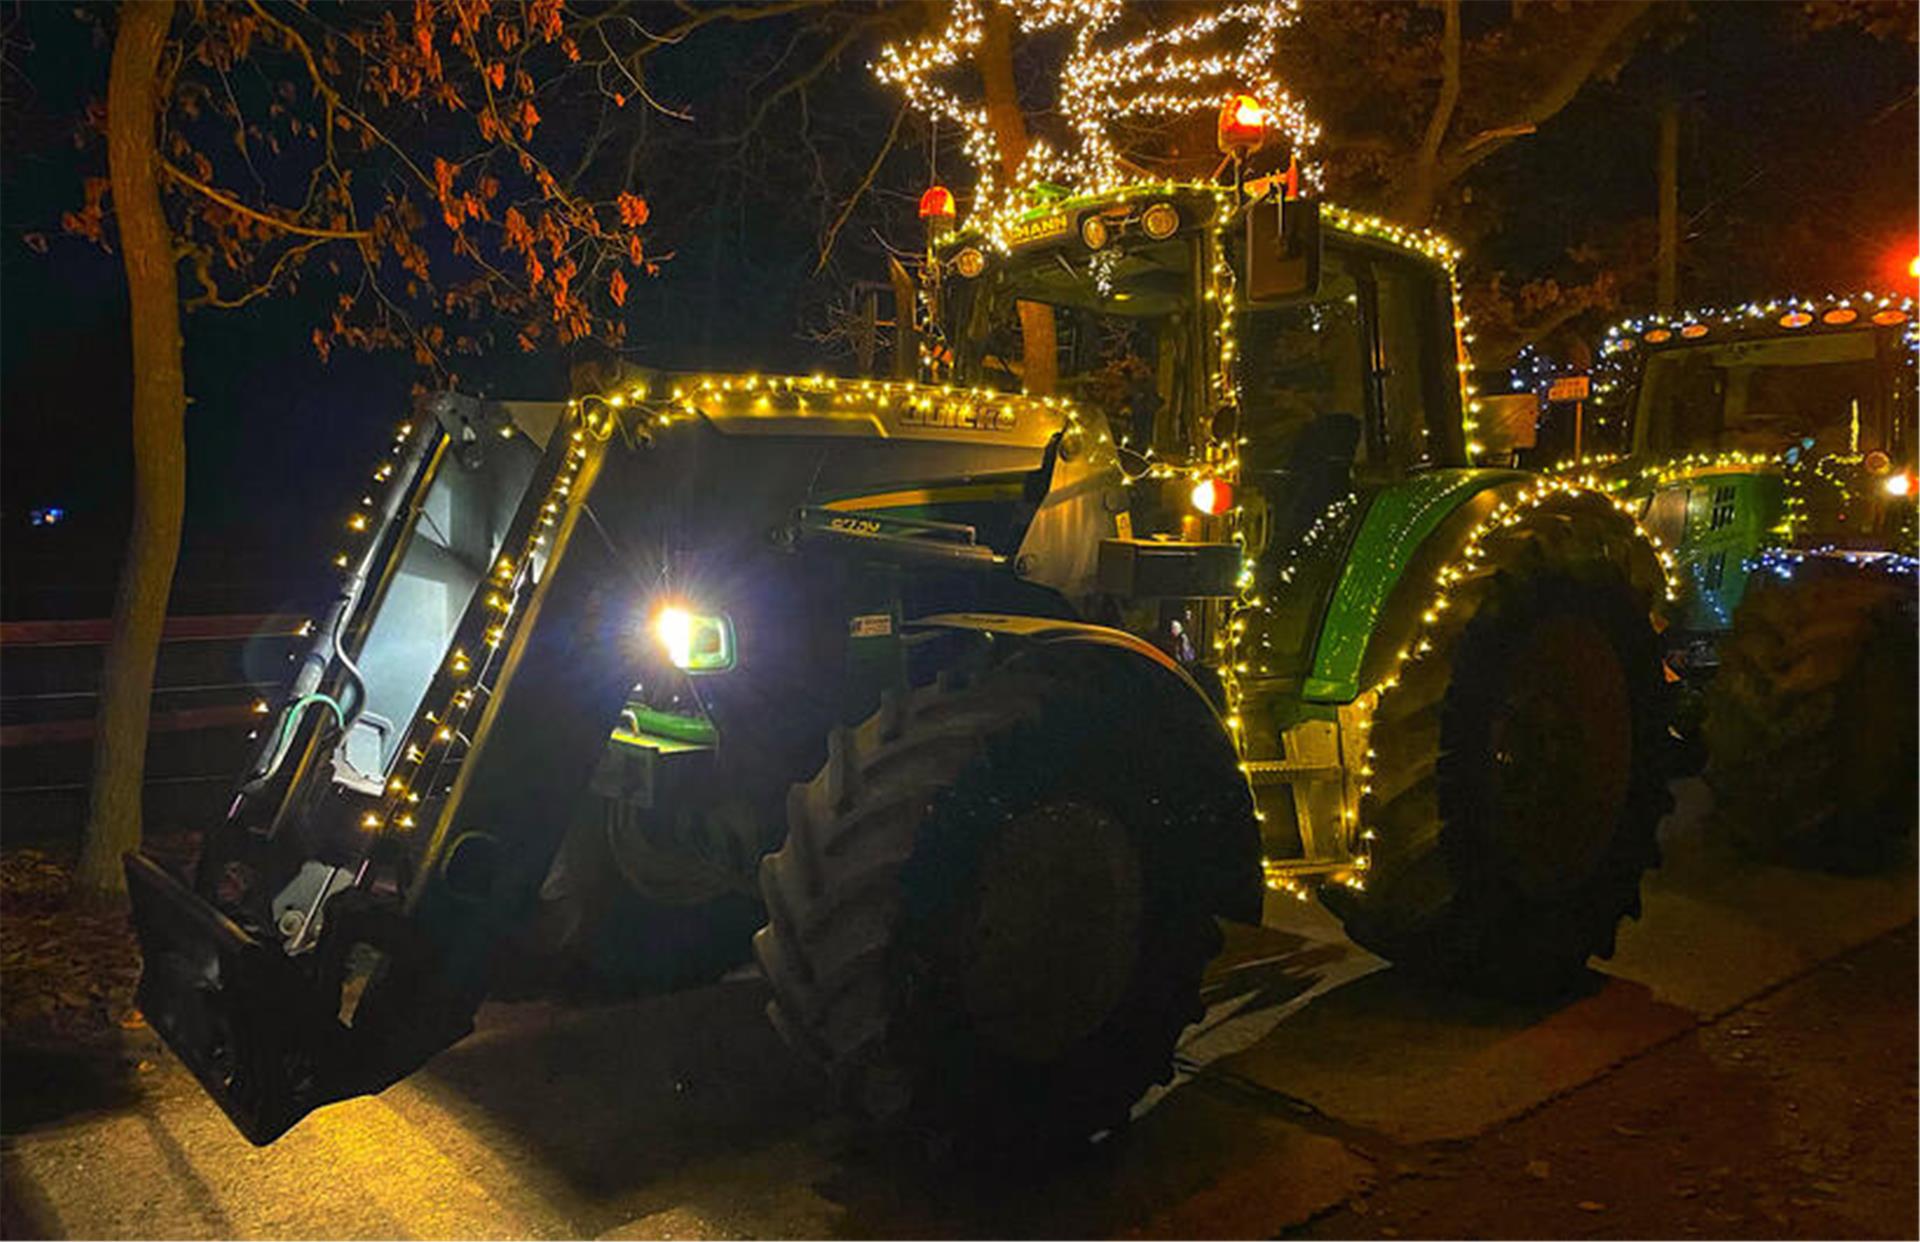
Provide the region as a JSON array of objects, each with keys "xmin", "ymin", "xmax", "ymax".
[
  {"xmin": 126, "ymin": 182, "xmax": 1675, "ymax": 1155},
  {"xmin": 1586, "ymin": 297, "xmax": 1917, "ymax": 868}
]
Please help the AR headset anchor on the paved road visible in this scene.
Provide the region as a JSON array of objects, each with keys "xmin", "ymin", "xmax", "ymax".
[
  {"xmin": 1300, "ymin": 923, "xmax": 1917, "ymax": 1240},
  {"xmin": 3, "ymin": 781, "xmax": 1914, "ymax": 1239}
]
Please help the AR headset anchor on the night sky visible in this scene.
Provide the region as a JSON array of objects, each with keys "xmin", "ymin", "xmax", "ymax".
[{"xmin": 1, "ymin": 2, "xmax": 1913, "ymax": 619}]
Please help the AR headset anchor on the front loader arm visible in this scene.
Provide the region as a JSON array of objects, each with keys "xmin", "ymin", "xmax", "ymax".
[{"xmin": 127, "ymin": 412, "xmax": 644, "ymax": 1143}]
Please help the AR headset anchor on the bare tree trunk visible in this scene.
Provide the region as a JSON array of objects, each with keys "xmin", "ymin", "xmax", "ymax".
[
  {"xmin": 76, "ymin": 0, "xmax": 184, "ymax": 902},
  {"xmin": 1656, "ymin": 93, "xmax": 1679, "ymax": 314},
  {"xmin": 978, "ymin": 4, "xmax": 1056, "ymax": 394},
  {"xmin": 1400, "ymin": 0, "xmax": 1461, "ymax": 225}
]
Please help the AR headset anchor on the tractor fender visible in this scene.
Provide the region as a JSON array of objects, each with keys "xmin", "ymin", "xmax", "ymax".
[
  {"xmin": 911, "ymin": 611, "xmax": 1263, "ymax": 923},
  {"xmin": 1307, "ymin": 476, "xmax": 1668, "ymax": 705}
]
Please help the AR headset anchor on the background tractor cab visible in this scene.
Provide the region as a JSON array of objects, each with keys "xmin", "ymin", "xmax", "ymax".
[{"xmin": 1592, "ymin": 296, "xmax": 1916, "ymax": 641}]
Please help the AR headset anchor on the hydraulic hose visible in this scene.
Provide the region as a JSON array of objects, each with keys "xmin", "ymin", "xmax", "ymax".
[{"xmin": 237, "ymin": 411, "xmax": 441, "ymax": 798}]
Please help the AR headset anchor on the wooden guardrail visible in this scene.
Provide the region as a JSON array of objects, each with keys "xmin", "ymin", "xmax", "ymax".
[
  {"xmin": 0, "ymin": 613, "xmax": 305, "ymax": 750},
  {"xmin": 0, "ymin": 613, "xmax": 307, "ymax": 649}
]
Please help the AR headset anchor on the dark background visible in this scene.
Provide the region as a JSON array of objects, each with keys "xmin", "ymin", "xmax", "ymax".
[{"xmin": 2, "ymin": 1, "xmax": 1913, "ymax": 620}]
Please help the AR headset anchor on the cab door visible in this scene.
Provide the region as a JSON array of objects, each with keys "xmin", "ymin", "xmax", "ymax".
[
  {"xmin": 1229, "ymin": 238, "xmax": 1468, "ymax": 860},
  {"xmin": 1233, "ymin": 239, "xmax": 1466, "ymax": 687}
]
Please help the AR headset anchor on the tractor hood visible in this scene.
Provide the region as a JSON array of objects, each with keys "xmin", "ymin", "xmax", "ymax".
[{"xmin": 577, "ymin": 368, "xmax": 1075, "ymax": 454}]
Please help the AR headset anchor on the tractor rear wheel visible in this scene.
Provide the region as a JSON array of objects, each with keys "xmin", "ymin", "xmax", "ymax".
[
  {"xmin": 502, "ymin": 805, "xmax": 763, "ymax": 997},
  {"xmin": 1703, "ymin": 559, "xmax": 1917, "ymax": 872},
  {"xmin": 755, "ymin": 652, "xmax": 1255, "ymax": 1157},
  {"xmin": 1323, "ymin": 545, "xmax": 1670, "ymax": 998}
]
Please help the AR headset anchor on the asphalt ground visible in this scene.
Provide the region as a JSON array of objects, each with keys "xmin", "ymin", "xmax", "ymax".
[{"xmin": 2, "ymin": 779, "xmax": 1914, "ymax": 1239}]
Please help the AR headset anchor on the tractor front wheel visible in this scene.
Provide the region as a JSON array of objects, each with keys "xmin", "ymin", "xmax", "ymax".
[
  {"xmin": 500, "ymin": 804, "xmax": 763, "ymax": 997},
  {"xmin": 755, "ymin": 653, "xmax": 1255, "ymax": 1157}
]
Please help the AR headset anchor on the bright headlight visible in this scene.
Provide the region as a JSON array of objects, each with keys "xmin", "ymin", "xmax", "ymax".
[{"xmin": 651, "ymin": 604, "xmax": 735, "ymax": 672}]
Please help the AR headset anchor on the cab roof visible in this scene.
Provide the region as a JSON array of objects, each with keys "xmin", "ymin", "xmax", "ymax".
[
  {"xmin": 935, "ymin": 182, "xmax": 1460, "ymax": 273},
  {"xmin": 1601, "ymin": 293, "xmax": 1916, "ymax": 358}
]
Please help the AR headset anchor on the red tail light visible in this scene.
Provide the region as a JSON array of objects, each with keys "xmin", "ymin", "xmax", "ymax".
[{"xmin": 1190, "ymin": 477, "xmax": 1235, "ymax": 516}]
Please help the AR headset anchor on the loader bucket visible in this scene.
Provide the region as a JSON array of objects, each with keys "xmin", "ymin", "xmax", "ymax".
[{"xmin": 125, "ymin": 852, "xmax": 350, "ymax": 1144}]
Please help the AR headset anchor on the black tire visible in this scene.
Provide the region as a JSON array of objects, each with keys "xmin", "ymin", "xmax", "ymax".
[
  {"xmin": 496, "ymin": 803, "xmax": 763, "ymax": 998},
  {"xmin": 754, "ymin": 650, "xmax": 1256, "ymax": 1157},
  {"xmin": 1703, "ymin": 559, "xmax": 1918, "ymax": 872},
  {"xmin": 1322, "ymin": 527, "xmax": 1671, "ymax": 999}
]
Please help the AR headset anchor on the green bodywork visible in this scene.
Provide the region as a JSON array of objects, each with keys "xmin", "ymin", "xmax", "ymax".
[
  {"xmin": 615, "ymin": 702, "xmax": 717, "ymax": 751},
  {"xmin": 1303, "ymin": 469, "xmax": 1526, "ymax": 702},
  {"xmin": 1629, "ymin": 467, "xmax": 1786, "ymax": 633}
]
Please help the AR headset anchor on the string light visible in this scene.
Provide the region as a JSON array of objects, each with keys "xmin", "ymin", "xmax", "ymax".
[
  {"xmin": 1748, "ymin": 545, "xmax": 1919, "ymax": 582},
  {"xmin": 874, "ymin": 0, "xmax": 1321, "ymax": 247},
  {"xmin": 1273, "ymin": 479, "xmax": 1680, "ymax": 892}
]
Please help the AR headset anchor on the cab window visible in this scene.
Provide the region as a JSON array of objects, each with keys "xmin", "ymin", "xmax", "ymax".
[
  {"xmin": 1235, "ymin": 247, "xmax": 1369, "ymax": 472},
  {"xmin": 1370, "ymin": 253, "xmax": 1454, "ymax": 470},
  {"xmin": 946, "ymin": 236, "xmax": 1202, "ymax": 453},
  {"xmin": 1235, "ymin": 243, "xmax": 1461, "ymax": 477}
]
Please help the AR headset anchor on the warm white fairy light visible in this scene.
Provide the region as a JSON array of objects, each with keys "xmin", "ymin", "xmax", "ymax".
[
  {"xmin": 1272, "ymin": 479, "xmax": 1679, "ymax": 896},
  {"xmin": 874, "ymin": 0, "xmax": 1321, "ymax": 244}
]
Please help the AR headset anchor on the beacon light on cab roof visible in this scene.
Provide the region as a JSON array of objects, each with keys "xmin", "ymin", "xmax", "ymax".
[
  {"xmin": 918, "ymin": 185, "xmax": 957, "ymax": 220},
  {"xmin": 1217, "ymin": 94, "xmax": 1270, "ymax": 153}
]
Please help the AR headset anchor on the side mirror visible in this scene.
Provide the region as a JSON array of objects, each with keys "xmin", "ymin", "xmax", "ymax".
[
  {"xmin": 1244, "ymin": 195, "xmax": 1320, "ymax": 303},
  {"xmin": 1209, "ymin": 405, "xmax": 1239, "ymax": 446},
  {"xmin": 1116, "ymin": 446, "xmax": 1153, "ymax": 481}
]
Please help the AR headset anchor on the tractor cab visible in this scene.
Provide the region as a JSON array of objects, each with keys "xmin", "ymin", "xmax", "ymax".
[
  {"xmin": 926, "ymin": 186, "xmax": 1475, "ymax": 690},
  {"xmin": 1623, "ymin": 310, "xmax": 1914, "ymax": 463},
  {"xmin": 1595, "ymin": 298, "xmax": 1916, "ymax": 638},
  {"xmin": 928, "ymin": 187, "xmax": 1469, "ymax": 472}
]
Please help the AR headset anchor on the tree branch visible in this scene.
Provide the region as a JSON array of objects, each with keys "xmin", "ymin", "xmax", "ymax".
[
  {"xmin": 161, "ymin": 158, "xmax": 372, "ymax": 240},
  {"xmin": 713, "ymin": 18, "xmax": 867, "ymax": 145},
  {"xmin": 1443, "ymin": 0, "xmax": 1653, "ymax": 181},
  {"xmin": 1414, "ymin": 0, "xmax": 1460, "ymax": 177},
  {"xmin": 1395, "ymin": 0, "xmax": 1461, "ymax": 222},
  {"xmin": 815, "ymin": 102, "xmax": 907, "ymax": 275},
  {"xmin": 183, "ymin": 235, "xmax": 331, "ymax": 310}
]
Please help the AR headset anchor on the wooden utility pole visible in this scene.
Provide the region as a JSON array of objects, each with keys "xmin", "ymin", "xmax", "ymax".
[{"xmin": 1656, "ymin": 93, "xmax": 1679, "ymax": 315}]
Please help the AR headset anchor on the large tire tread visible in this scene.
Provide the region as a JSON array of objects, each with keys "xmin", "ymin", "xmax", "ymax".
[
  {"xmin": 1704, "ymin": 561, "xmax": 1917, "ymax": 872},
  {"xmin": 756, "ymin": 653, "xmax": 1251, "ymax": 1156},
  {"xmin": 1325, "ymin": 514, "xmax": 1671, "ymax": 998}
]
